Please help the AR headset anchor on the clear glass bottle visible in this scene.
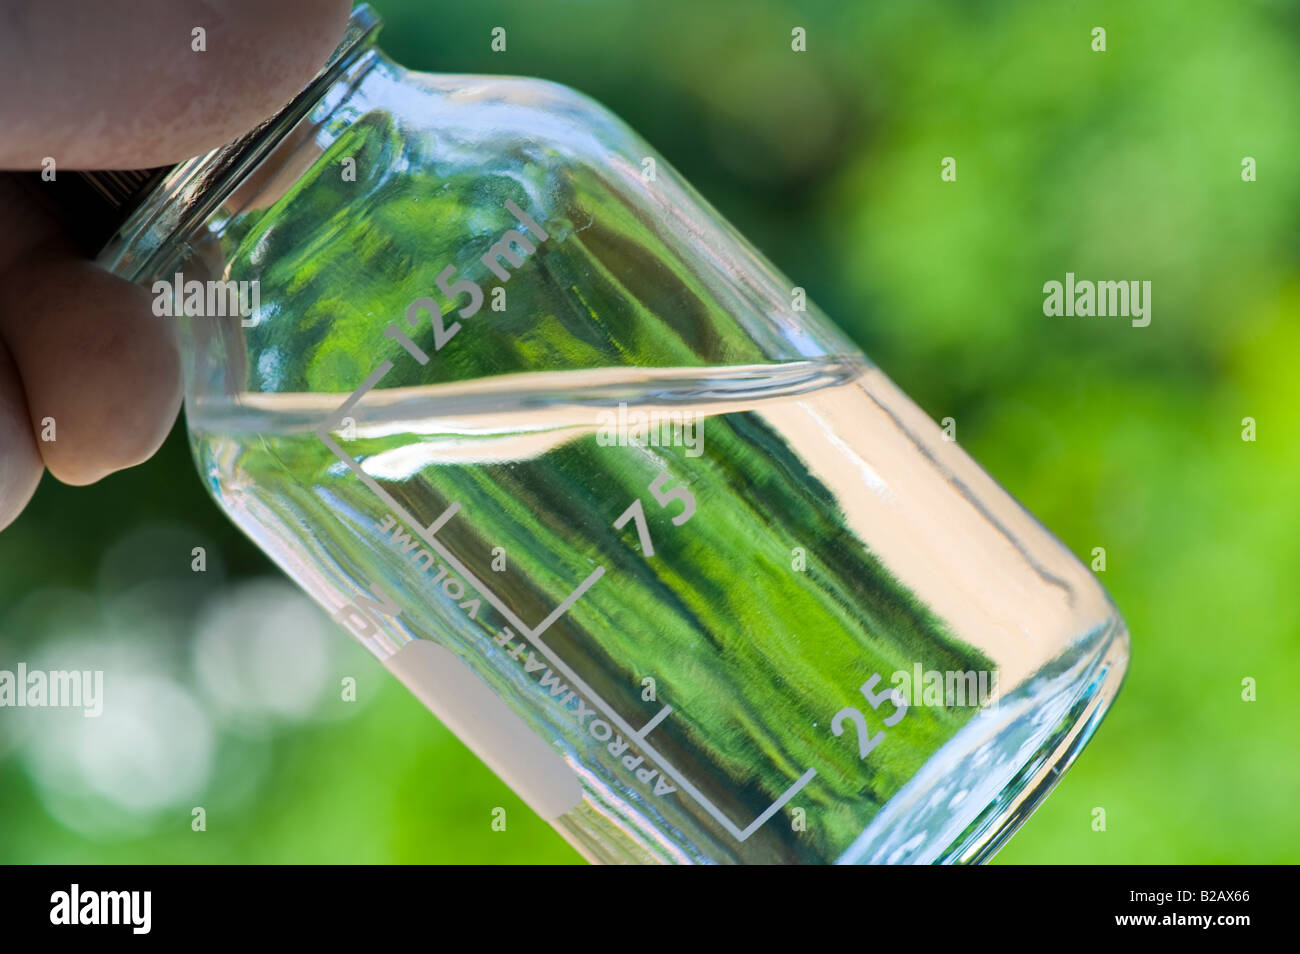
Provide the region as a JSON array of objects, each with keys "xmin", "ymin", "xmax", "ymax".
[{"xmin": 84, "ymin": 6, "xmax": 1126, "ymax": 863}]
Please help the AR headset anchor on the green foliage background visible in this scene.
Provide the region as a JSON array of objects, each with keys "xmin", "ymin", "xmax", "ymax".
[{"xmin": 1, "ymin": 0, "xmax": 1297, "ymax": 863}]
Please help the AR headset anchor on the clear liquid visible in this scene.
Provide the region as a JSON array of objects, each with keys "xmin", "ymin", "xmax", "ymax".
[{"xmin": 190, "ymin": 357, "xmax": 1110, "ymax": 863}]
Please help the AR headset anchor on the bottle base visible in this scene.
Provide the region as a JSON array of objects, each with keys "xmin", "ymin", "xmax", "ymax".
[{"xmin": 837, "ymin": 614, "xmax": 1130, "ymax": 864}]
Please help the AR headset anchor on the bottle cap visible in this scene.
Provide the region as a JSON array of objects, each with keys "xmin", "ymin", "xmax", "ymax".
[{"xmin": 21, "ymin": 168, "xmax": 174, "ymax": 256}]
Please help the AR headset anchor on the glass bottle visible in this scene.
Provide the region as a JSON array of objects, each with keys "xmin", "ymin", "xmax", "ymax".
[{"xmin": 76, "ymin": 6, "xmax": 1126, "ymax": 864}]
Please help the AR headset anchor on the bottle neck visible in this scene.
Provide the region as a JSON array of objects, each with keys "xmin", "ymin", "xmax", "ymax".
[{"xmin": 96, "ymin": 5, "xmax": 384, "ymax": 284}]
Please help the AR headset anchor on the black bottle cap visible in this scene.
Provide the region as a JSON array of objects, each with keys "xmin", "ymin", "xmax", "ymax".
[{"xmin": 20, "ymin": 167, "xmax": 175, "ymax": 256}]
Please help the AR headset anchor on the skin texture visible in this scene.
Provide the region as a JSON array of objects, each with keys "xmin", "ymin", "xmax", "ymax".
[{"xmin": 0, "ymin": 0, "xmax": 352, "ymax": 528}]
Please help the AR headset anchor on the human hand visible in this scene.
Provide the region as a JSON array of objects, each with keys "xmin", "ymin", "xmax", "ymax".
[{"xmin": 0, "ymin": 0, "xmax": 350, "ymax": 528}]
